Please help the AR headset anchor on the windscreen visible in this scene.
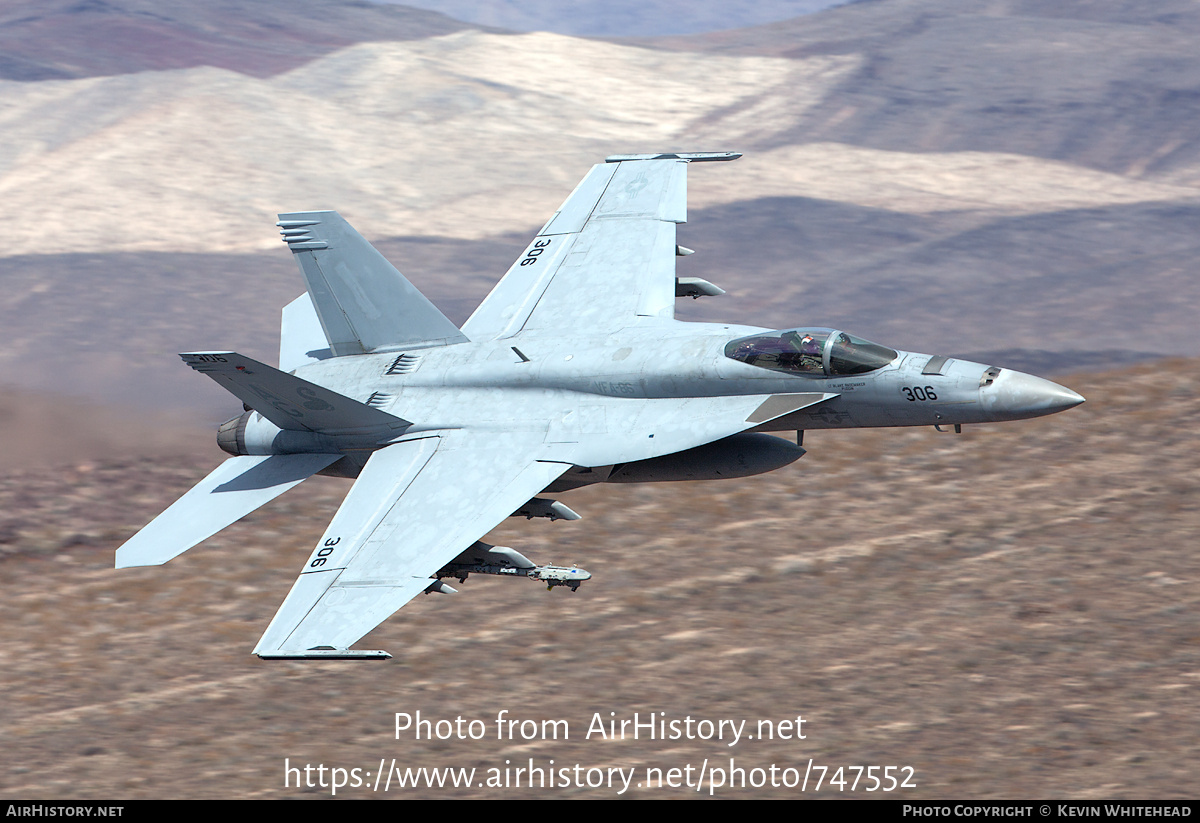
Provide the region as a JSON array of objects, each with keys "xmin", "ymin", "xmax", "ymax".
[{"xmin": 725, "ymin": 328, "xmax": 897, "ymax": 377}]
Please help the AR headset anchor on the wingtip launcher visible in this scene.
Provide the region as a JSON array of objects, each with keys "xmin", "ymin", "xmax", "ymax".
[
  {"xmin": 256, "ymin": 649, "xmax": 392, "ymax": 660},
  {"xmin": 605, "ymin": 151, "xmax": 742, "ymax": 163}
]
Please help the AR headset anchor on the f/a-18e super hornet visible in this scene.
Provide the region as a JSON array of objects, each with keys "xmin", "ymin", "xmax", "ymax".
[{"xmin": 116, "ymin": 152, "xmax": 1084, "ymax": 659}]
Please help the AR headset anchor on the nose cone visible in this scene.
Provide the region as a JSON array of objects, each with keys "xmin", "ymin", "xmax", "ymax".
[{"xmin": 983, "ymin": 369, "xmax": 1085, "ymax": 421}]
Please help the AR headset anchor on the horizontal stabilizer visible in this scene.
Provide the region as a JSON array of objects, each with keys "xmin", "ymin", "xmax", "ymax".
[
  {"xmin": 116, "ymin": 454, "xmax": 340, "ymax": 568},
  {"xmin": 277, "ymin": 211, "xmax": 468, "ymax": 355},
  {"xmin": 181, "ymin": 351, "xmax": 411, "ymax": 434}
]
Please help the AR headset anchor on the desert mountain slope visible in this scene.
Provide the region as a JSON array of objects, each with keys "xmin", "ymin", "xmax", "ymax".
[
  {"xmin": 5, "ymin": 25, "xmax": 1200, "ymax": 258},
  {"xmin": 0, "ymin": 0, "xmax": 476, "ymax": 81},
  {"xmin": 1, "ymin": 4, "xmax": 1195, "ymax": 410},
  {"xmin": 393, "ymin": 0, "xmax": 849, "ymax": 37},
  {"xmin": 0, "ymin": 32, "xmax": 867, "ymax": 256},
  {"xmin": 647, "ymin": 0, "xmax": 1200, "ymax": 183},
  {"xmin": 3, "ymin": 193, "xmax": 1197, "ymax": 416}
]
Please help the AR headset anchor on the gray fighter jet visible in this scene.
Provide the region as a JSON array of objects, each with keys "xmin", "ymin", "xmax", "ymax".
[{"xmin": 116, "ymin": 152, "xmax": 1084, "ymax": 659}]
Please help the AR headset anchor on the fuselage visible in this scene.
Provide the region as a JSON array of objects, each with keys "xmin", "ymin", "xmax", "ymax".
[{"xmin": 224, "ymin": 319, "xmax": 1083, "ymax": 465}]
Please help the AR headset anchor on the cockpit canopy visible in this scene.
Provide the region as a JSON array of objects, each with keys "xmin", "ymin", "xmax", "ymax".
[{"xmin": 725, "ymin": 328, "xmax": 898, "ymax": 377}]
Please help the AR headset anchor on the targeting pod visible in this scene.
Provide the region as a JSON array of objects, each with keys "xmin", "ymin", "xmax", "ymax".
[
  {"xmin": 530, "ymin": 564, "xmax": 591, "ymax": 592},
  {"xmin": 439, "ymin": 542, "xmax": 592, "ymax": 591}
]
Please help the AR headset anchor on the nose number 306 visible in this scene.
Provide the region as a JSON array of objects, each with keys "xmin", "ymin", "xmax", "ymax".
[{"xmin": 901, "ymin": 386, "xmax": 938, "ymax": 402}]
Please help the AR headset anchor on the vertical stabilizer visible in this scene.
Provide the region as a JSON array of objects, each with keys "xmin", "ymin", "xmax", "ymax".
[
  {"xmin": 279, "ymin": 292, "xmax": 330, "ymax": 372},
  {"xmin": 277, "ymin": 211, "xmax": 468, "ymax": 355}
]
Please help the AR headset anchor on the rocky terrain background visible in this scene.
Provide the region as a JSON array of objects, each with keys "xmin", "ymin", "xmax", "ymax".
[
  {"xmin": 1, "ymin": 362, "xmax": 1196, "ymax": 798},
  {"xmin": 4, "ymin": 0, "xmax": 1200, "ymax": 413}
]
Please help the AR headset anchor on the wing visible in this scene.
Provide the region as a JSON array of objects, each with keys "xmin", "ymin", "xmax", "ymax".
[
  {"xmin": 253, "ymin": 432, "xmax": 570, "ymax": 658},
  {"xmin": 462, "ymin": 152, "xmax": 740, "ymax": 340}
]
